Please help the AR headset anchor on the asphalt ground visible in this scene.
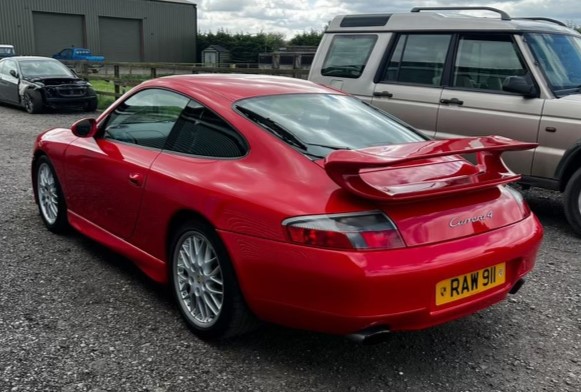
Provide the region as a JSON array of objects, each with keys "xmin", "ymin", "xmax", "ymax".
[{"xmin": 0, "ymin": 104, "xmax": 579, "ymax": 392}]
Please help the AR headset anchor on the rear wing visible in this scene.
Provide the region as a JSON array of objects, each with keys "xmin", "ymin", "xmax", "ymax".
[{"xmin": 324, "ymin": 136, "xmax": 537, "ymax": 202}]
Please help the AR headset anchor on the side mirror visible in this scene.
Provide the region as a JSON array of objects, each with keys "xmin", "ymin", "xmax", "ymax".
[
  {"xmin": 71, "ymin": 118, "xmax": 98, "ymax": 138},
  {"xmin": 502, "ymin": 76, "xmax": 538, "ymax": 98},
  {"xmin": 9, "ymin": 69, "xmax": 18, "ymax": 79}
]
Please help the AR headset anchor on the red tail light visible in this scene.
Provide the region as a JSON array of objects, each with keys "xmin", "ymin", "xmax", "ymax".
[{"xmin": 283, "ymin": 211, "xmax": 405, "ymax": 250}]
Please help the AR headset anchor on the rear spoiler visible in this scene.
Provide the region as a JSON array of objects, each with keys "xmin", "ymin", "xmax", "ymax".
[{"xmin": 324, "ymin": 136, "xmax": 537, "ymax": 201}]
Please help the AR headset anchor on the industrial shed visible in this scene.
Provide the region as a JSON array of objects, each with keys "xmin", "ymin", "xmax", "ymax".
[{"xmin": 0, "ymin": 0, "xmax": 197, "ymax": 62}]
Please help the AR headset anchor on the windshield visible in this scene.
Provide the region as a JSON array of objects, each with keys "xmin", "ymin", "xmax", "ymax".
[
  {"xmin": 19, "ymin": 59, "xmax": 75, "ymax": 78},
  {"xmin": 526, "ymin": 33, "xmax": 581, "ymax": 95},
  {"xmin": 0, "ymin": 47, "xmax": 14, "ymax": 55},
  {"xmin": 236, "ymin": 94, "xmax": 425, "ymax": 158}
]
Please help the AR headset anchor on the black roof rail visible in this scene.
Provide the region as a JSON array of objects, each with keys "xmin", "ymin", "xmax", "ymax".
[
  {"xmin": 512, "ymin": 17, "xmax": 567, "ymax": 27},
  {"xmin": 410, "ymin": 6, "xmax": 511, "ymax": 21}
]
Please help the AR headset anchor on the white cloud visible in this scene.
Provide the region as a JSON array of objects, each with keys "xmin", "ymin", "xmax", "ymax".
[{"xmin": 191, "ymin": 0, "xmax": 581, "ymax": 38}]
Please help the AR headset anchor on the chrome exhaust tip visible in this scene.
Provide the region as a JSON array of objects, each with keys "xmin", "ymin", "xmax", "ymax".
[{"xmin": 347, "ymin": 326, "xmax": 391, "ymax": 345}]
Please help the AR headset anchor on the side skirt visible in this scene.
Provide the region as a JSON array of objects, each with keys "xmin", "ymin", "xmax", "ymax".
[{"xmin": 67, "ymin": 210, "xmax": 168, "ymax": 284}]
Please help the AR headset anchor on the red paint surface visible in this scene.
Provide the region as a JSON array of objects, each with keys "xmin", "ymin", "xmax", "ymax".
[{"xmin": 32, "ymin": 75, "xmax": 543, "ymax": 335}]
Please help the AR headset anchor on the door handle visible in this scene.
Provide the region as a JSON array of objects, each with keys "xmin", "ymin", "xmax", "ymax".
[
  {"xmin": 373, "ymin": 90, "xmax": 393, "ymax": 98},
  {"xmin": 440, "ymin": 98, "xmax": 464, "ymax": 105},
  {"xmin": 128, "ymin": 173, "xmax": 144, "ymax": 186}
]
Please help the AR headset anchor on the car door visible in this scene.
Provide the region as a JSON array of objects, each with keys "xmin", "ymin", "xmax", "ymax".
[
  {"xmin": 435, "ymin": 33, "xmax": 544, "ymax": 175},
  {"xmin": 64, "ymin": 88, "xmax": 190, "ymax": 240},
  {"xmin": 0, "ymin": 59, "xmax": 21, "ymax": 104},
  {"xmin": 371, "ymin": 34, "xmax": 452, "ymax": 138}
]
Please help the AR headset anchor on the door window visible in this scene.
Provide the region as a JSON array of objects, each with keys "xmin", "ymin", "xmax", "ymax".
[
  {"xmin": 321, "ymin": 35, "xmax": 377, "ymax": 78},
  {"xmin": 383, "ymin": 34, "xmax": 452, "ymax": 86},
  {"xmin": 452, "ymin": 34, "xmax": 527, "ymax": 91},
  {"xmin": 165, "ymin": 101, "xmax": 247, "ymax": 158},
  {"xmin": 103, "ymin": 89, "xmax": 189, "ymax": 149}
]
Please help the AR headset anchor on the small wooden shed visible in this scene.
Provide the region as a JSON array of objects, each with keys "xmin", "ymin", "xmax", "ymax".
[{"xmin": 202, "ymin": 45, "xmax": 231, "ymax": 67}]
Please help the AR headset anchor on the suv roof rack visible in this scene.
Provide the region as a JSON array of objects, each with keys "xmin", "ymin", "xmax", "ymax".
[
  {"xmin": 410, "ymin": 6, "xmax": 511, "ymax": 21},
  {"xmin": 512, "ymin": 17, "xmax": 567, "ymax": 27}
]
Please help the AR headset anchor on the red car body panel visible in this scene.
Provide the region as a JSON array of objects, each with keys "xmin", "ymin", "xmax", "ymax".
[{"xmin": 32, "ymin": 74, "xmax": 544, "ymax": 336}]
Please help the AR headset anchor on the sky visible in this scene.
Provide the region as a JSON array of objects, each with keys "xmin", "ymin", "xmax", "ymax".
[{"xmin": 189, "ymin": 0, "xmax": 581, "ymax": 38}]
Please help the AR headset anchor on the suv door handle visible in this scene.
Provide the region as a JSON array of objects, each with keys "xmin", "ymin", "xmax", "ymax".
[
  {"xmin": 440, "ymin": 98, "xmax": 464, "ymax": 105},
  {"xmin": 373, "ymin": 91, "xmax": 393, "ymax": 98}
]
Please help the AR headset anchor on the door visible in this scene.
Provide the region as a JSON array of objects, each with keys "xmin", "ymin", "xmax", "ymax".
[
  {"xmin": 64, "ymin": 88, "xmax": 190, "ymax": 240},
  {"xmin": 435, "ymin": 33, "xmax": 544, "ymax": 175},
  {"xmin": 0, "ymin": 59, "xmax": 21, "ymax": 104},
  {"xmin": 372, "ymin": 34, "xmax": 453, "ymax": 138}
]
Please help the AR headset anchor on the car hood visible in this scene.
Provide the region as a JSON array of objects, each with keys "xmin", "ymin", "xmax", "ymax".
[{"xmin": 319, "ymin": 136, "xmax": 537, "ymax": 246}]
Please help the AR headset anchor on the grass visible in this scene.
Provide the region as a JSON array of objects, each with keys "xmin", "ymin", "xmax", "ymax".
[{"xmin": 89, "ymin": 79, "xmax": 145, "ymax": 110}]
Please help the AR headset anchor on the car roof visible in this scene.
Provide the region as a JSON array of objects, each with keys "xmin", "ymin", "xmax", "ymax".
[
  {"xmin": 6, "ymin": 56, "xmax": 60, "ymax": 62},
  {"xmin": 327, "ymin": 10, "xmax": 579, "ymax": 35},
  {"xmin": 144, "ymin": 74, "xmax": 341, "ymax": 102}
]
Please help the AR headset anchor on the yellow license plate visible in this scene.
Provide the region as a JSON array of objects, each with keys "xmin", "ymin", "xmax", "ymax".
[{"xmin": 436, "ymin": 263, "xmax": 506, "ymax": 306}]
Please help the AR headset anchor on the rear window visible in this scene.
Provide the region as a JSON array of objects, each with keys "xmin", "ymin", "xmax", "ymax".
[
  {"xmin": 235, "ymin": 93, "xmax": 425, "ymax": 159},
  {"xmin": 321, "ymin": 35, "xmax": 377, "ymax": 79}
]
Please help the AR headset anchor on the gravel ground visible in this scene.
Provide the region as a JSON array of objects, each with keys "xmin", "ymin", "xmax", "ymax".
[{"xmin": 0, "ymin": 104, "xmax": 580, "ymax": 392}]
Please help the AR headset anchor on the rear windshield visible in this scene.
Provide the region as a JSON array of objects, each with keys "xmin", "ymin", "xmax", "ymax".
[{"xmin": 235, "ymin": 93, "xmax": 425, "ymax": 159}]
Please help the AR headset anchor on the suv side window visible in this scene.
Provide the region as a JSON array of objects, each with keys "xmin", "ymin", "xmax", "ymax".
[
  {"xmin": 383, "ymin": 34, "xmax": 452, "ymax": 86},
  {"xmin": 165, "ymin": 101, "xmax": 247, "ymax": 158},
  {"xmin": 321, "ymin": 35, "xmax": 377, "ymax": 78},
  {"xmin": 452, "ymin": 34, "xmax": 527, "ymax": 91},
  {"xmin": 104, "ymin": 89, "xmax": 189, "ymax": 149}
]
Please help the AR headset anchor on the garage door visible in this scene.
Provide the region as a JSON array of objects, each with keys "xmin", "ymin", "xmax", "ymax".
[
  {"xmin": 33, "ymin": 12, "xmax": 85, "ymax": 56},
  {"xmin": 99, "ymin": 17, "xmax": 143, "ymax": 62}
]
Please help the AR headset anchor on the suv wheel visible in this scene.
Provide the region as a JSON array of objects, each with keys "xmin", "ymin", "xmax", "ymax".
[{"xmin": 564, "ymin": 167, "xmax": 581, "ymax": 235}]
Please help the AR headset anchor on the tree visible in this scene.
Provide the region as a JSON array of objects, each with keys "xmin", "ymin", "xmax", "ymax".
[{"xmin": 288, "ymin": 29, "xmax": 323, "ymax": 46}]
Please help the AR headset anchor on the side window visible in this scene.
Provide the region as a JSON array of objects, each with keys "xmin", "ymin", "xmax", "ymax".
[
  {"xmin": 3, "ymin": 60, "xmax": 18, "ymax": 80},
  {"xmin": 321, "ymin": 35, "xmax": 377, "ymax": 79},
  {"xmin": 452, "ymin": 34, "xmax": 527, "ymax": 91},
  {"xmin": 383, "ymin": 34, "xmax": 452, "ymax": 86},
  {"xmin": 165, "ymin": 101, "xmax": 247, "ymax": 158},
  {"xmin": 103, "ymin": 89, "xmax": 189, "ymax": 149}
]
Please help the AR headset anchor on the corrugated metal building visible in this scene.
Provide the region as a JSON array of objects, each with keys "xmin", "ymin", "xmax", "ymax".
[{"xmin": 0, "ymin": 0, "xmax": 197, "ymax": 62}]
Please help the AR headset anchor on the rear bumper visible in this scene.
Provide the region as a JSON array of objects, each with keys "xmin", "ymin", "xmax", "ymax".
[{"xmin": 220, "ymin": 213, "xmax": 543, "ymax": 335}]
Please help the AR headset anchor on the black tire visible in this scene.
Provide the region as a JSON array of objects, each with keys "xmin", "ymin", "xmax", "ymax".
[
  {"xmin": 23, "ymin": 91, "xmax": 43, "ymax": 114},
  {"xmin": 85, "ymin": 98, "xmax": 98, "ymax": 112},
  {"xmin": 564, "ymin": 167, "xmax": 581, "ymax": 236},
  {"xmin": 169, "ymin": 220, "xmax": 258, "ymax": 340},
  {"xmin": 34, "ymin": 156, "xmax": 69, "ymax": 233}
]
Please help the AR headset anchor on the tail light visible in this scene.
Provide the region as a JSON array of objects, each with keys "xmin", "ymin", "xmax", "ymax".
[{"xmin": 282, "ymin": 211, "xmax": 405, "ymax": 250}]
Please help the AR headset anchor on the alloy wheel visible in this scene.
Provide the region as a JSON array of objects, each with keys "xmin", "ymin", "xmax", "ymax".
[
  {"xmin": 37, "ymin": 163, "xmax": 58, "ymax": 225},
  {"xmin": 175, "ymin": 232, "xmax": 224, "ymax": 327}
]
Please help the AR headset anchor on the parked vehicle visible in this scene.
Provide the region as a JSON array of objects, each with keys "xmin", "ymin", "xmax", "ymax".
[
  {"xmin": 0, "ymin": 44, "xmax": 16, "ymax": 59},
  {"xmin": 308, "ymin": 6, "xmax": 581, "ymax": 235},
  {"xmin": 32, "ymin": 74, "xmax": 543, "ymax": 341},
  {"xmin": 53, "ymin": 47, "xmax": 104, "ymax": 73},
  {"xmin": 0, "ymin": 56, "xmax": 98, "ymax": 113}
]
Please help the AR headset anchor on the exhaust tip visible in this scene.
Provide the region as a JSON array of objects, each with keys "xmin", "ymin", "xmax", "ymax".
[
  {"xmin": 509, "ymin": 278, "xmax": 525, "ymax": 294},
  {"xmin": 346, "ymin": 326, "xmax": 390, "ymax": 345}
]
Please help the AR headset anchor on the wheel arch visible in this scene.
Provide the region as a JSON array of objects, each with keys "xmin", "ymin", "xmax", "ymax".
[{"xmin": 555, "ymin": 141, "xmax": 581, "ymax": 192}]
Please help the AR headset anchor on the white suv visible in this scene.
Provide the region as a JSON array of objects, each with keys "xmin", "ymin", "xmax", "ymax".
[{"xmin": 308, "ymin": 6, "xmax": 581, "ymax": 235}]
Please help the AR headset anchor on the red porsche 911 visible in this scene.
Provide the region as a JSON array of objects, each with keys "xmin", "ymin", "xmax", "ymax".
[{"xmin": 32, "ymin": 74, "xmax": 543, "ymax": 342}]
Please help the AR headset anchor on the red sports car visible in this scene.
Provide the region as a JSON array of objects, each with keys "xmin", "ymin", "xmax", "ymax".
[{"xmin": 32, "ymin": 74, "xmax": 543, "ymax": 342}]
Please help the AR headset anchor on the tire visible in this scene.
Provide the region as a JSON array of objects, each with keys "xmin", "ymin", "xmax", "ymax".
[
  {"xmin": 85, "ymin": 99, "xmax": 98, "ymax": 112},
  {"xmin": 169, "ymin": 220, "xmax": 257, "ymax": 340},
  {"xmin": 34, "ymin": 156, "xmax": 69, "ymax": 233},
  {"xmin": 564, "ymin": 167, "xmax": 581, "ymax": 236},
  {"xmin": 23, "ymin": 91, "xmax": 43, "ymax": 114}
]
